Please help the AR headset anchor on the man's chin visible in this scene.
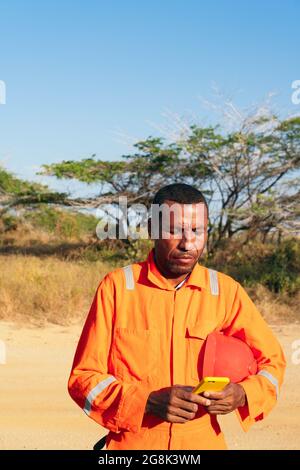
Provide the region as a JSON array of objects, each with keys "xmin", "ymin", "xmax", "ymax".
[{"xmin": 168, "ymin": 261, "xmax": 194, "ymax": 275}]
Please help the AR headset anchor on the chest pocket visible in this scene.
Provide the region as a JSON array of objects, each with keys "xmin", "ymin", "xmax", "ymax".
[
  {"xmin": 186, "ymin": 322, "xmax": 216, "ymax": 382},
  {"xmin": 110, "ymin": 328, "xmax": 159, "ymax": 384}
]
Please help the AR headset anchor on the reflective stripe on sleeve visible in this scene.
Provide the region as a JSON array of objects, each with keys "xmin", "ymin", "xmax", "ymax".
[
  {"xmin": 257, "ymin": 369, "xmax": 279, "ymax": 399},
  {"xmin": 83, "ymin": 375, "xmax": 117, "ymax": 415},
  {"xmin": 122, "ymin": 265, "xmax": 135, "ymax": 290},
  {"xmin": 208, "ymin": 269, "xmax": 219, "ymax": 296}
]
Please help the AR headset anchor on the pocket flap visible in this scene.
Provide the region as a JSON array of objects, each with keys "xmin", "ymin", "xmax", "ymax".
[{"xmin": 186, "ymin": 323, "xmax": 216, "ymax": 339}]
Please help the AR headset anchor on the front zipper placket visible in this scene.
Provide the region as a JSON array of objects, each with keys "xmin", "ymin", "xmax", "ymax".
[{"xmin": 168, "ymin": 287, "xmax": 178, "ymax": 450}]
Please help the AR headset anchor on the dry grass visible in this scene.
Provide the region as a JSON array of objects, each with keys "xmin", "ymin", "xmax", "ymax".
[
  {"xmin": 0, "ymin": 254, "xmax": 298, "ymax": 327},
  {"xmin": 248, "ymin": 284, "xmax": 300, "ymax": 324},
  {"xmin": 0, "ymin": 255, "xmax": 109, "ymax": 326},
  {"xmin": 0, "ymin": 222, "xmax": 93, "ymax": 249}
]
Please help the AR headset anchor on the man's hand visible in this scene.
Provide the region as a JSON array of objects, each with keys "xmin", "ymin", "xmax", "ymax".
[
  {"xmin": 202, "ymin": 383, "xmax": 246, "ymax": 415},
  {"xmin": 145, "ymin": 385, "xmax": 211, "ymax": 423}
]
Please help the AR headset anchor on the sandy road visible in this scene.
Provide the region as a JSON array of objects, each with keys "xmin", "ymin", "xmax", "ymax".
[{"xmin": 0, "ymin": 321, "xmax": 299, "ymax": 450}]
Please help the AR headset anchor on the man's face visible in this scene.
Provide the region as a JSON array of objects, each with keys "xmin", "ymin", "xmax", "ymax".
[{"xmin": 150, "ymin": 200, "xmax": 208, "ymax": 277}]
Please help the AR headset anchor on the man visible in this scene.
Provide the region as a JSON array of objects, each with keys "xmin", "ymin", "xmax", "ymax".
[{"xmin": 68, "ymin": 183, "xmax": 286, "ymax": 450}]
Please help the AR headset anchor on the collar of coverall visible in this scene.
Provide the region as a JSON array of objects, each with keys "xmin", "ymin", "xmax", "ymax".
[{"xmin": 146, "ymin": 248, "xmax": 209, "ymax": 291}]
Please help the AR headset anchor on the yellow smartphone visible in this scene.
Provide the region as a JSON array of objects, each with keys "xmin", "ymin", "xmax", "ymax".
[{"xmin": 192, "ymin": 376, "xmax": 230, "ymax": 395}]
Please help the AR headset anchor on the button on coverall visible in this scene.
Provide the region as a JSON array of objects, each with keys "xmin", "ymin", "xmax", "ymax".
[{"xmin": 68, "ymin": 249, "xmax": 286, "ymax": 450}]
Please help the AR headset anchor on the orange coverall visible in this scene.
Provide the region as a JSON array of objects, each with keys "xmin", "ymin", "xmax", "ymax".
[{"xmin": 68, "ymin": 249, "xmax": 286, "ymax": 450}]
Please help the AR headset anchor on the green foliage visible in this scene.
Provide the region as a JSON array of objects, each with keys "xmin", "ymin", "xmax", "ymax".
[
  {"xmin": 259, "ymin": 240, "xmax": 300, "ymax": 293},
  {"xmin": 24, "ymin": 206, "xmax": 98, "ymax": 239},
  {"xmin": 0, "ymin": 167, "xmax": 48, "ymax": 196},
  {"xmin": 41, "ymin": 155, "xmax": 126, "ymax": 184},
  {"xmin": 207, "ymin": 238, "xmax": 300, "ymax": 294},
  {"xmin": 40, "ymin": 136, "xmax": 212, "ymax": 197},
  {"xmin": 75, "ymin": 238, "xmax": 152, "ymax": 265},
  {"xmin": 0, "ymin": 166, "xmax": 68, "ymax": 218},
  {"xmin": 0, "ymin": 214, "xmax": 18, "ymax": 232}
]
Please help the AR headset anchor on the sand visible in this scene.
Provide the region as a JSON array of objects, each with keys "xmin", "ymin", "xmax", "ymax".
[{"xmin": 0, "ymin": 321, "xmax": 299, "ymax": 450}]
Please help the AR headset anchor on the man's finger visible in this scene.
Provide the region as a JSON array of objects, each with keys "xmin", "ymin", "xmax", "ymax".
[
  {"xmin": 206, "ymin": 401, "xmax": 232, "ymax": 413},
  {"xmin": 207, "ymin": 407, "xmax": 230, "ymax": 415},
  {"xmin": 203, "ymin": 390, "xmax": 227, "ymax": 400},
  {"xmin": 174, "ymin": 397, "xmax": 198, "ymax": 413},
  {"xmin": 178, "ymin": 389, "xmax": 211, "ymax": 407},
  {"xmin": 203, "ymin": 385, "xmax": 232, "ymax": 400},
  {"xmin": 190, "ymin": 392, "xmax": 211, "ymax": 407},
  {"xmin": 167, "ymin": 405, "xmax": 195, "ymax": 421}
]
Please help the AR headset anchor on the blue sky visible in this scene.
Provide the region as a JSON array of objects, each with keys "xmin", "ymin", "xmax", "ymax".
[{"xmin": 0, "ymin": 0, "xmax": 299, "ymax": 194}]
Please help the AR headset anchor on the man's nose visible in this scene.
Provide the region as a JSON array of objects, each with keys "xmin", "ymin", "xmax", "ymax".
[{"xmin": 178, "ymin": 230, "xmax": 197, "ymax": 251}]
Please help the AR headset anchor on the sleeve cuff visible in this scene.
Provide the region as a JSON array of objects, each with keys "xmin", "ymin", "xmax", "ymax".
[
  {"xmin": 236, "ymin": 378, "xmax": 264, "ymax": 432},
  {"xmin": 113, "ymin": 383, "xmax": 151, "ymax": 433}
]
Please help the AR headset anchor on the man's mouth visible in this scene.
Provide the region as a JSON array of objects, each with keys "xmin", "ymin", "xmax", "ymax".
[{"xmin": 173, "ymin": 256, "xmax": 194, "ymax": 262}]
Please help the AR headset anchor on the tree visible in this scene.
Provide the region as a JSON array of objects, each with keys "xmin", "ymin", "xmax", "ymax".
[
  {"xmin": 40, "ymin": 139, "xmax": 213, "ymax": 250},
  {"xmin": 181, "ymin": 115, "xmax": 300, "ymax": 251},
  {"xmin": 40, "ymin": 112, "xmax": 300, "ymax": 254},
  {"xmin": 0, "ymin": 166, "xmax": 67, "ymax": 218}
]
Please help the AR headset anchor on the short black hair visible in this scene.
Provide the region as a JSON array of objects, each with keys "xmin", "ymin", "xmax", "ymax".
[{"xmin": 152, "ymin": 183, "xmax": 208, "ymax": 213}]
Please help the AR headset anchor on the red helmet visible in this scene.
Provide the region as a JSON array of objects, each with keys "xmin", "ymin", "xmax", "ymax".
[{"xmin": 202, "ymin": 331, "xmax": 258, "ymax": 383}]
